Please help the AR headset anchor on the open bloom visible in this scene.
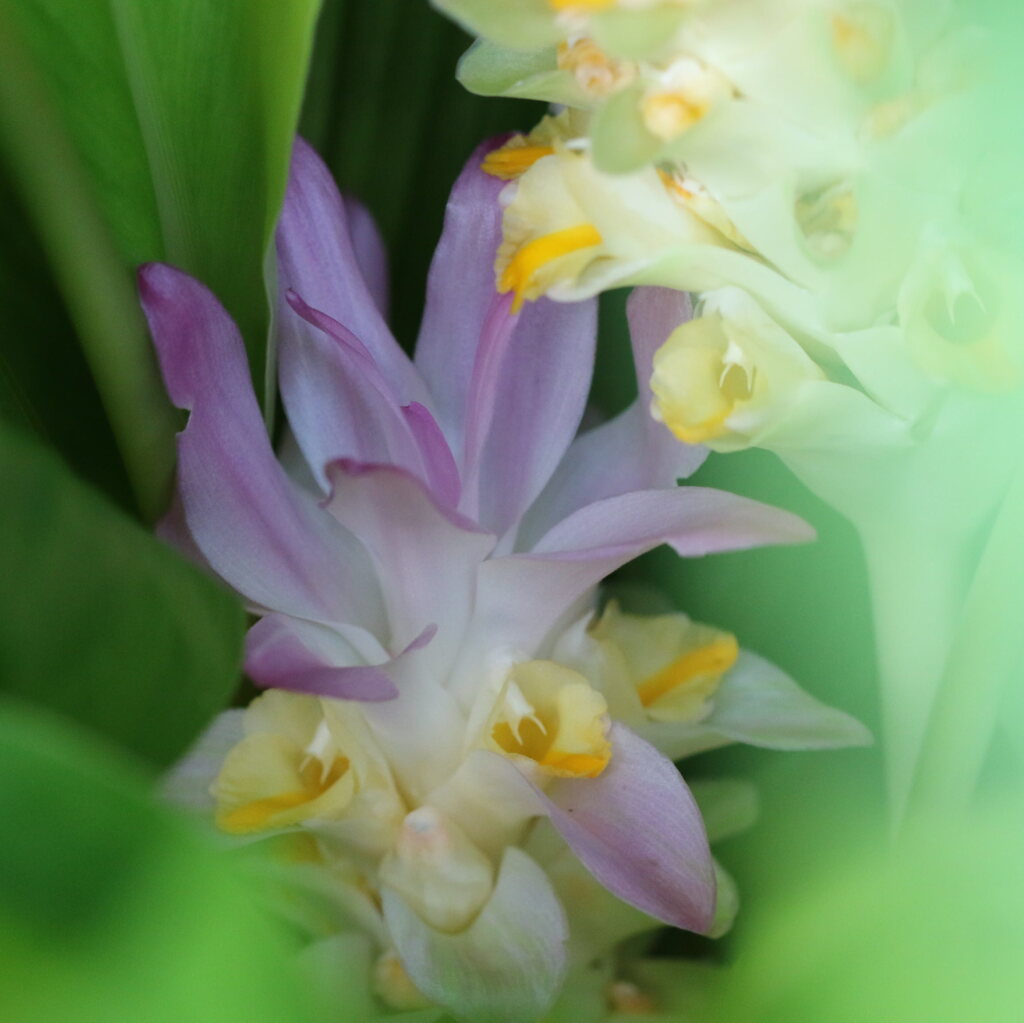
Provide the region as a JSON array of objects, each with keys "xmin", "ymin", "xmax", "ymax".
[{"xmin": 146, "ymin": 138, "xmax": 861, "ymax": 1021}]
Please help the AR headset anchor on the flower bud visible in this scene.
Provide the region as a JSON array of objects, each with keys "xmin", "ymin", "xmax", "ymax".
[{"xmin": 379, "ymin": 808, "xmax": 494, "ymax": 934}]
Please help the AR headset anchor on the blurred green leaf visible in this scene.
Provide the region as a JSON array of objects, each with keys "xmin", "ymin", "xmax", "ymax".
[
  {"xmin": 0, "ymin": 167, "xmax": 133, "ymax": 507},
  {"xmin": 709, "ymin": 795, "xmax": 1024, "ymax": 1023},
  {"xmin": 0, "ymin": 0, "xmax": 322, "ymax": 510},
  {"xmin": 0, "ymin": 699, "xmax": 324, "ymax": 1023},
  {"xmin": 621, "ymin": 447, "xmax": 879, "ymax": 739},
  {"xmin": 0, "ymin": 425, "xmax": 245, "ymax": 768},
  {"xmin": 0, "ymin": 5, "xmax": 177, "ymax": 517},
  {"xmin": 302, "ymin": 0, "xmax": 542, "ymax": 344}
]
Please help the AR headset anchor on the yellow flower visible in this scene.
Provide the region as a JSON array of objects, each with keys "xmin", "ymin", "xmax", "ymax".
[
  {"xmin": 830, "ymin": 2, "xmax": 895, "ymax": 84},
  {"xmin": 590, "ymin": 602, "xmax": 737, "ymax": 724},
  {"xmin": 650, "ymin": 288, "xmax": 826, "ymax": 450},
  {"xmin": 212, "ymin": 690, "xmax": 403, "ymax": 849},
  {"xmin": 487, "ymin": 660, "xmax": 612, "ymax": 779},
  {"xmin": 213, "ymin": 691, "xmax": 355, "ymax": 834},
  {"xmin": 899, "ymin": 236, "xmax": 1023, "ymax": 394},
  {"xmin": 487, "ymin": 113, "xmax": 726, "ymax": 308}
]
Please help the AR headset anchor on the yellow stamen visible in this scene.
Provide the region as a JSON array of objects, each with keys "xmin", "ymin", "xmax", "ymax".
[
  {"xmin": 499, "ymin": 224, "xmax": 603, "ymax": 311},
  {"xmin": 636, "ymin": 635, "xmax": 739, "ymax": 708},
  {"xmin": 482, "ymin": 144, "xmax": 556, "ymax": 181}
]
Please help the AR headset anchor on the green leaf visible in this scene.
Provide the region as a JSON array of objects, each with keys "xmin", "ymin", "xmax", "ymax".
[
  {"xmin": 0, "ymin": 168, "xmax": 133, "ymax": 507},
  {"xmin": 0, "ymin": 699, "xmax": 325, "ymax": 1023},
  {"xmin": 689, "ymin": 779, "xmax": 759, "ymax": 845},
  {"xmin": 0, "ymin": 0, "xmax": 322, "ymax": 508},
  {"xmin": 711, "ymin": 797, "xmax": 1024, "ymax": 1023},
  {"xmin": 0, "ymin": 7, "xmax": 177, "ymax": 517},
  {"xmin": 0, "ymin": 425, "xmax": 245, "ymax": 768}
]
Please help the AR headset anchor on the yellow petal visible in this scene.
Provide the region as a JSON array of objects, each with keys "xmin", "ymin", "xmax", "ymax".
[
  {"xmin": 489, "ymin": 660, "xmax": 612, "ymax": 778},
  {"xmin": 214, "ymin": 732, "xmax": 354, "ymax": 835},
  {"xmin": 499, "ymin": 224, "xmax": 603, "ymax": 311},
  {"xmin": 636, "ymin": 635, "xmax": 739, "ymax": 708},
  {"xmin": 651, "ymin": 318, "xmax": 737, "ymax": 443}
]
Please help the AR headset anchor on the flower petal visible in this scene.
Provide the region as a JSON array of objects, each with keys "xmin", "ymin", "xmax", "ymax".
[
  {"xmin": 244, "ymin": 614, "xmax": 399, "ymax": 702},
  {"xmin": 138, "ymin": 262, "xmax": 367, "ymax": 623},
  {"xmin": 521, "ymin": 288, "xmax": 705, "ymax": 542},
  {"xmin": 360, "ymin": 652, "xmax": 468, "ymax": 806},
  {"xmin": 703, "ymin": 650, "xmax": 873, "ymax": 750},
  {"xmin": 473, "ymin": 487, "xmax": 812, "ymax": 658},
  {"xmin": 471, "ymin": 293, "xmax": 598, "ymax": 538},
  {"xmin": 533, "ymin": 486, "xmax": 812, "ymax": 559},
  {"xmin": 277, "ymin": 138, "xmax": 427, "ymax": 404},
  {"xmin": 477, "ymin": 724, "xmax": 715, "ymax": 933},
  {"xmin": 708, "ymin": 858, "xmax": 740, "ymax": 939},
  {"xmin": 343, "ymin": 195, "xmax": 389, "ymax": 317},
  {"xmin": 279, "ymin": 291, "xmax": 431, "ymax": 489},
  {"xmin": 640, "ymin": 651, "xmax": 873, "ymax": 759},
  {"xmin": 414, "ymin": 137, "xmax": 510, "ymax": 446},
  {"xmin": 411, "ymin": 138, "xmax": 598, "ymax": 535},
  {"xmin": 382, "ymin": 847, "xmax": 568, "ymax": 1023},
  {"xmin": 543, "ymin": 723, "xmax": 715, "ymax": 933},
  {"xmin": 402, "ymin": 402, "xmax": 462, "ymax": 509},
  {"xmin": 161, "ymin": 709, "xmax": 245, "ymax": 813},
  {"xmin": 323, "ymin": 460, "xmax": 495, "ymax": 672}
]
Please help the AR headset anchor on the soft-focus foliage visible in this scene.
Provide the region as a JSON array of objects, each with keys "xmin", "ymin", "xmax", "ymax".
[
  {"xmin": 0, "ymin": 425, "xmax": 245, "ymax": 768},
  {"xmin": 0, "ymin": 0, "xmax": 321, "ymax": 509},
  {"xmin": 0, "ymin": 700, "xmax": 325, "ymax": 1023}
]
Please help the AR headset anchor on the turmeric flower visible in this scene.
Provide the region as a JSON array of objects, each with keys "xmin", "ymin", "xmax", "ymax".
[{"xmin": 147, "ymin": 138, "xmax": 864, "ymax": 1021}]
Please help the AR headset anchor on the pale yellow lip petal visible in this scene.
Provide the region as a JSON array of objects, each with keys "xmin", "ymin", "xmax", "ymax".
[
  {"xmin": 215, "ymin": 736, "xmax": 353, "ymax": 835},
  {"xmin": 588, "ymin": 603, "xmax": 737, "ymax": 724},
  {"xmin": 487, "ymin": 660, "xmax": 612, "ymax": 779},
  {"xmin": 636, "ymin": 633, "xmax": 739, "ymax": 708}
]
